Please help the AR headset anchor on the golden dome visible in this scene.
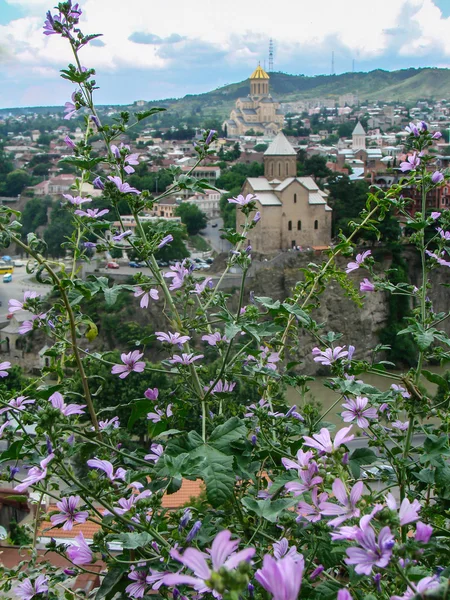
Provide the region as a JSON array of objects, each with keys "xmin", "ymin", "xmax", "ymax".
[{"xmin": 250, "ymin": 65, "xmax": 270, "ymax": 80}]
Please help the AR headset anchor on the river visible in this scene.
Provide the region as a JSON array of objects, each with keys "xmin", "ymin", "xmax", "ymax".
[{"xmin": 286, "ymin": 365, "xmax": 448, "ymax": 427}]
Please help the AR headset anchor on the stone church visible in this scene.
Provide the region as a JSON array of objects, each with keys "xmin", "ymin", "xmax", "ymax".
[
  {"xmin": 224, "ymin": 65, "xmax": 284, "ymax": 137},
  {"xmin": 236, "ymin": 132, "xmax": 332, "ymax": 253}
]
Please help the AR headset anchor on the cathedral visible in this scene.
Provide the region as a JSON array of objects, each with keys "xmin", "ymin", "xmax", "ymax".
[
  {"xmin": 236, "ymin": 132, "xmax": 332, "ymax": 253},
  {"xmin": 224, "ymin": 65, "xmax": 284, "ymax": 137}
]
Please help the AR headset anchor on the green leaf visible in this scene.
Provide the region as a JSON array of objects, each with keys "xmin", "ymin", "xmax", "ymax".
[
  {"xmin": 0, "ymin": 440, "xmax": 24, "ymax": 463},
  {"xmin": 209, "ymin": 417, "xmax": 247, "ymax": 454},
  {"xmin": 95, "ymin": 566, "xmax": 128, "ymax": 599},
  {"xmin": 135, "ymin": 107, "xmax": 166, "ymax": 121},
  {"xmin": 422, "ymin": 370, "xmax": 448, "ymax": 390},
  {"xmin": 282, "ymin": 302, "xmax": 312, "ymax": 326},
  {"xmin": 241, "ymin": 497, "xmax": 297, "ymax": 522},
  {"xmin": 104, "ymin": 286, "xmax": 122, "ymax": 307},
  {"xmin": 348, "ymin": 448, "xmax": 378, "ymax": 478},
  {"xmin": 422, "ymin": 435, "xmax": 450, "ymax": 467},
  {"xmin": 128, "ymin": 400, "xmax": 153, "ymax": 429},
  {"xmin": 435, "ymin": 465, "xmax": 450, "ymax": 499},
  {"xmin": 415, "ymin": 468, "xmax": 435, "ymax": 484},
  {"xmin": 202, "ymin": 456, "xmax": 235, "ymax": 507},
  {"xmin": 114, "ymin": 532, "xmax": 153, "ymax": 549},
  {"xmin": 254, "ymin": 296, "xmax": 281, "ymax": 310}
]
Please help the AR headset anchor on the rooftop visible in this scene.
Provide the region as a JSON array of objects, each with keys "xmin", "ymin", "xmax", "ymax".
[
  {"xmin": 250, "ymin": 65, "xmax": 270, "ymax": 80},
  {"xmin": 264, "ymin": 132, "xmax": 297, "ymax": 157}
]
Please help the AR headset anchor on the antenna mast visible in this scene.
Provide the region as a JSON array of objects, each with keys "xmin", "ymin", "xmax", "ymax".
[
  {"xmin": 331, "ymin": 51, "xmax": 335, "ymax": 75},
  {"xmin": 269, "ymin": 38, "xmax": 274, "ymax": 72}
]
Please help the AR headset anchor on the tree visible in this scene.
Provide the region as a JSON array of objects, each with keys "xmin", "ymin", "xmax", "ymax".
[
  {"xmin": 327, "ymin": 175, "xmax": 370, "ymax": 237},
  {"xmin": 21, "ymin": 197, "xmax": 51, "ymax": 238},
  {"xmin": 32, "ymin": 163, "xmax": 52, "ymax": 176},
  {"xmin": 44, "ymin": 205, "xmax": 75, "ymax": 257},
  {"xmin": 141, "ymin": 221, "xmax": 189, "ymax": 261},
  {"xmin": 0, "ymin": 170, "xmax": 32, "ymax": 196},
  {"xmin": 37, "ymin": 133, "xmax": 53, "ymax": 146},
  {"xmin": 254, "ymin": 143, "xmax": 268, "ymax": 152},
  {"xmin": 175, "ymin": 202, "xmax": 207, "ymax": 235},
  {"xmin": 297, "ymin": 155, "xmax": 332, "ymax": 180}
]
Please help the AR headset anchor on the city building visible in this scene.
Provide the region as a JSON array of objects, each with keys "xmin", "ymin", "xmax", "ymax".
[
  {"xmin": 224, "ymin": 65, "xmax": 284, "ymax": 137},
  {"xmin": 236, "ymin": 132, "xmax": 332, "ymax": 253},
  {"xmin": 186, "ymin": 190, "xmax": 221, "ymax": 219}
]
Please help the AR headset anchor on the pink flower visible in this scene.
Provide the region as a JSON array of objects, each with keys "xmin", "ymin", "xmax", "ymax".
[
  {"xmin": 385, "ymin": 494, "xmax": 421, "ymax": 525},
  {"xmin": 126, "ymin": 567, "xmax": 148, "ymax": 599},
  {"xmin": 67, "ymin": 532, "xmax": 93, "ymax": 565},
  {"xmin": 391, "ymin": 576, "xmax": 440, "ymax": 600},
  {"xmin": 255, "ymin": 554, "xmax": 304, "ymax": 600},
  {"xmin": 14, "ymin": 454, "xmax": 54, "ymax": 493},
  {"xmin": 0, "ymin": 420, "xmax": 11, "ymax": 437},
  {"xmin": 112, "ymin": 490, "xmax": 152, "ymax": 516},
  {"xmin": 437, "ymin": 227, "xmax": 450, "ymax": 241},
  {"xmin": 345, "ymin": 524, "xmax": 394, "ymax": 575},
  {"xmin": 431, "ymin": 211, "xmax": 441, "ymax": 220},
  {"xmin": 415, "ymin": 521, "xmax": 433, "ymax": 543},
  {"xmin": 282, "ymin": 449, "xmax": 314, "ymax": 473},
  {"xmin": 111, "ymin": 350, "xmax": 145, "ymax": 378},
  {"xmin": 50, "ymin": 495, "xmax": 89, "ymax": 531},
  {"xmin": 164, "ymin": 260, "xmax": 189, "ymax": 290},
  {"xmin": 432, "ymin": 171, "xmax": 444, "ymax": 184},
  {"xmin": 63, "ymin": 194, "xmax": 92, "ymax": 206},
  {"xmin": 273, "ymin": 538, "xmax": 303, "ymax": 562},
  {"xmin": 360, "ymin": 278, "xmax": 375, "ymax": 292},
  {"xmin": 147, "ymin": 404, "xmax": 173, "ymax": 423},
  {"xmin": 0, "ymin": 395, "xmax": 35, "ymax": 415},
  {"xmin": 163, "ymin": 530, "xmax": 255, "ymax": 593},
  {"xmin": 285, "ymin": 463, "xmax": 323, "ymax": 496},
  {"xmin": 145, "ymin": 443, "xmax": 164, "ymax": 463},
  {"xmin": 144, "ymin": 387, "xmax": 159, "ymax": 400},
  {"xmin": 192, "ymin": 277, "xmax": 213, "ymax": 294},
  {"xmin": 134, "ymin": 286, "xmax": 159, "ymax": 308},
  {"xmin": 74, "ymin": 208, "xmax": 109, "ymax": 218},
  {"xmin": 312, "ymin": 346, "xmax": 349, "ymax": 366},
  {"xmin": 391, "ymin": 384, "xmax": 411, "ymax": 399},
  {"xmin": 0, "ymin": 361, "xmax": 11, "ymax": 378},
  {"xmin": 303, "ymin": 426, "xmax": 354, "ymax": 454},
  {"xmin": 345, "ymin": 250, "xmax": 371, "ymax": 273},
  {"xmin": 99, "ymin": 416, "xmax": 120, "ymax": 429},
  {"xmin": 338, "ymin": 590, "xmax": 353, "ymax": 600},
  {"xmin": 228, "ymin": 194, "xmax": 257, "ymax": 206},
  {"xmin": 400, "ymin": 152, "xmax": 420, "ymax": 172},
  {"xmin": 296, "ymin": 487, "xmax": 328, "ymax": 523},
  {"xmin": 202, "ymin": 332, "xmax": 228, "ymax": 346},
  {"xmin": 107, "ymin": 175, "xmax": 141, "ymax": 195},
  {"xmin": 319, "ymin": 479, "xmax": 363, "ymax": 527},
  {"xmin": 156, "ymin": 331, "xmax": 191, "ymax": 345},
  {"xmin": 425, "ymin": 249, "xmax": 450, "ymax": 268},
  {"xmin": 8, "ymin": 291, "xmax": 38, "ymax": 313},
  {"xmin": 341, "ymin": 397, "xmax": 377, "ymax": 428},
  {"xmin": 86, "ymin": 458, "xmax": 127, "ymax": 482},
  {"xmin": 14, "ymin": 575, "xmax": 48, "ymax": 600},
  {"xmin": 113, "ymin": 230, "xmax": 132, "ymax": 241},
  {"xmin": 391, "ymin": 420, "xmax": 409, "ymax": 431},
  {"xmin": 432, "ymin": 131, "xmax": 443, "ymax": 139},
  {"xmin": 49, "ymin": 391, "xmax": 85, "ymax": 416},
  {"xmin": 169, "ymin": 353, "xmax": 203, "ymax": 365}
]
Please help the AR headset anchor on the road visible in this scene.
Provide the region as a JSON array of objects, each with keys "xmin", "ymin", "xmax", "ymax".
[
  {"xmin": 0, "ymin": 267, "xmax": 50, "ymax": 320},
  {"xmin": 202, "ymin": 218, "xmax": 232, "ymax": 254}
]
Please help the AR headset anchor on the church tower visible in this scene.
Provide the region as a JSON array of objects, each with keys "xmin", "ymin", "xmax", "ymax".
[
  {"xmin": 250, "ymin": 64, "xmax": 270, "ymax": 97},
  {"xmin": 263, "ymin": 132, "xmax": 297, "ymax": 180},
  {"xmin": 352, "ymin": 121, "xmax": 366, "ymax": 150}
]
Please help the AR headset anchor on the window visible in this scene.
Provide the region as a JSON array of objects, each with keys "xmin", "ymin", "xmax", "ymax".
[
  {"xmin": 285, "ymin": 162, "xmax": 289, "ymax": 175},
  {"xmin": 288, "ymin": 220, "xmax": 292, "ymax": 231},
  {"xmin": 297, "ymin": 220, "xmax": 301, "ymax": 230},
  {"xmin": 291, "ymin": 240, "xmax": 296, "ymax": 248},
  {"xmin": 314, "ymin": 220, "xmax": 318, "ymax": 230},
  {"xmin": 270, "ymin": 162, "xmax": 273, "ymax": 177},
  {"xmin": 278, "ymin": 162, "xmax": 281, "ymax": 176},
  {"xmin": 294, "ymin": 193, "xmax": 297, "ymax": 204}
]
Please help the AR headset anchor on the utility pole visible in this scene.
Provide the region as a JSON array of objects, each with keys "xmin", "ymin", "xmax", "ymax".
[{"xmin": 269, "ymin": 38, "xmax": 274, "ymax": 72}]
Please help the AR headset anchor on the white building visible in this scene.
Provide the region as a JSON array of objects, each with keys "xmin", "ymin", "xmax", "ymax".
[{"xmin": 185, "ymin": 190, "xmax": 221, "ymax": 219}]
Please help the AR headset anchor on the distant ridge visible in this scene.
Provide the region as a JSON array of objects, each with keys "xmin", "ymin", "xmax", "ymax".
[{"xmin": 1, "ymin": 67, "xmax": 449, "ymax": 116}]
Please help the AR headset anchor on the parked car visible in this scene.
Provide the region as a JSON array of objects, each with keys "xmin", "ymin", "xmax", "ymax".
[
  {"xmin": 6, "ymin": 313, "xmax": 13, "ymax": 320},
  {"xmin": 13, "ymin": 260, "xmax": 25, "ymax": 267},
  {"xmin": 129, "ymin": 261, "xmax": 142, "ymax": 268},
  {"xmin": 212, "ymin": 223, "xmax": 218, "ymax": 228},
  {"xmin": 3, "ymin": 273, "xmax": 12, "ymax": 283},
  {"xmin": 105, "ymin": 262, "xmax": 120, "ymax": 269},
  {"xmin": 205, "ymin": 258, "xmax": 213, "ymax": 264}
]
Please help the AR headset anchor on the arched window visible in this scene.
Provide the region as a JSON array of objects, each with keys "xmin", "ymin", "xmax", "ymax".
[
  {"xmin": 297, "ymin": 220, "xmax": 302, "ymax": 230},
  {"xmin": 285, "ymin": 162, "xmax": 289, "ymax": 175},
  {"xmin": 294, "ymin": 193, "xmax": 297, "ymax": 204},
  {"xmin": 278, "ymin": 162, "xmax": 281, "ymax": 176},
  {"xmin": 288, "ymin": 220, "xmax": 292, "ymax": 231},
  {"xmin": 270, "ymin": 162, "xmax": 273, "ymax": 177},
  {"xmin": 314, "ymin": 220, "xmax": 319, "ymax": 230}
]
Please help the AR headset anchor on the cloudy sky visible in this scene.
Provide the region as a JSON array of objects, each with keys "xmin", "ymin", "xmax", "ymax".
[{"xmin": 1, "ymin": 0, "xmax": 450, "ymax": 109}]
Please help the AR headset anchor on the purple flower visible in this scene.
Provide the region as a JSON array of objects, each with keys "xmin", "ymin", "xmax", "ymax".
[
  {"xmin": 147, "ymin": 404, "xmax": 173, "ymax": 423},
  {"xmin": 345, "ymin": 524, "xmax": 394, "ymax": 575},
  {"xmin": 107, "ymin": 175, "xmax": 141, "ymax": 195},
  {"xmin": 158, "ymin": 234, "xmax": 173, "ymax": 249},
  {"xmin": 8, "ymin": 291, "xmax": 38, "ymax": 313},
  {"xmin": 391, "ymin": 384, "xmax": 411, "ymax": 399},
  {"xmin": 285, "ymin": 463, "xmax": 323, "ymax": 496},
  {"xmin": 0, "ymin": 395, "xmax": 35, "ymax": 415},
  {"xmin": 391, "ymin": 420, "xmax": 409, "ymax": 431},
  {"xmin": 296, "ymin": 487, "xmax": 328, "ymax": 523},
  {"xmin": 74, "ymin": 207, "xmax": 109, "ymax": 218},
  {"xmin": 179, "ymin": 508, "xmax": 192, "ymax": 531},
  {"xmin": 0, "ymin": 420, "xmax": 11, "ymax": 438},
  {"xmin": 14, "ymin": 454, "xmax": 54, "ymax": 493},
  {"xmin": 310, "ymin": 565, "xmax": 324, "ymax": 580},
  {"xmin": 360, "ymin": 278, "xmax": 375, "ymax": 292},
  {"xmin": 255, "ymin": 554, "xmax": 304, "ymax": 600},
  {"xmin": 43, "ymin": 10, "xmax": 62, "ymax": 36},
  {"xmin": 0, "ymin": 361, "xmax": 11, "ymax": 378},
  {"xmin": 64, "ymin": 135, "xmax": 76, "ymax": 149},
  {"xmin": 111, "ymin": 490, "xmax": 152, "ymax": 515},
  {"xmin": 303, "ymin": 426, "xmax": 354, "ymax": 454},
  {"xmin": 112, "ymin": 229, "xmax": 132, "ymax": 242},
  {"xmin": 86, "ymin": 458, "xmax": 127, "ymax": 482},
  {"xmin": 345, "ymin": 250, "xmax": 371, "ymax": 273},
  {"xmin": 205, "ymin": 130, "xmax": 216, "ymax": 145},
  {"xmin": 312, "ymin": 346, "xmax": 349, "ymax": 366},
  {"xmin": 282, "ymin": 449, "xmax": 314, "ymax": 473},
  {"xmin": 206, "ymin": 380, "xmax": 236, "ymax": 394},
  {"xmin": 385, "ymin": 494, "xmax": 421, "ymax": 525},
  {"xmin": 400, "ymin": 152, "xmax": 421, "ymax": 173},
  {"xmin": 18, "ymin": 312, "xmax": 47, "ymax": 335},
  {"xmin": 50, "ymin": 495, "xmax": 89, "ymax": 531},
  {"xmin": 134, "ymin": 286, "xmax": 159, "ymax": 309},
  {"xmin": 169, "ymin": 353, "xmax": 204, "ymax": 365},
  {"xmin": 253, "ymin": 211, "xmax": 261, "ymax": 223},
  {"xmin": 432, "ymin": 131, "xmax": 443, "ymax": 140},
  {"xmin": 144, "ymin": 387, "xmax": 159, "ymax": 400},
  {"xmin": 90, "ymin": 114, "xmax": 100, "ymax": 128},
  {"xmin": 415, "ymin": 521, "xmax": 433, "ymax": 543},
  {"xmin": 99, "ymin": 416, "xmax": 120, "ymax": 430},
  {"xmin": 185, "ymin": 519, "xmax": 202, "ymax": 543},
  {"xmin": 126, "ymin": 567, "xmax": 148, "ymax": 599},
  {"xmin": 319, "ymin": 479, "xmax": 363, "ymax": 527},
  {"xmin": 425, "ymin": 249, "xmax": 450, "ymax": 268},
  {"xmin": 163, "ymin": 530, "xmax": 255, "ymax": 593},
  {"xmin": 49, "ymin": 391, "xmax": 85, "ymax": 416},
  {"xmin": 391, "ymin": 576, "xmax": 440, "ymax": 600},
  {"xmin": 64, "ymin": 92, "xmax": 78, "ymax": 120},
  {"xmin": 14, "ymin": 575, "xmax": 48, "ymax": 600},
  {"xmin": 67, "ymin": 532, "xmax": 93, "ymax": 565},
  {"xmin": 93, "ymin": 176, "xmax": 105, "ymax": 190},
  {"xmin": 63, "ymin": 194, "xmax": 92, "ymax": 207},
  {"xmin": 201, "ymin": 332, "xmax": 228, "ymax": 346},
  {"xmin": 338, "ymin": 590, "xmax": 353, "ymax": 600},
  {"xmin": 273, "ymin": 538, "xmax": 303, "ymax": 562},
  {"xmin": 156, "ymin": 331, "xmax": 191, "ymax": 345},
  {"xmin": 111, "ymin": 350, "xmax": 145, "ymax": 378},
  {"xmin": 432, "ymin": 171, "xmax": 444, "ymax": 184},
  {"xmin": 341, "ymin": 397, "xmax": 377, "ymax": 428},
  {"xmin": 431, "ymin": 211, "xmax": 441, "ymax": 220},
  {"xmin": 145, "ymin": 443, "xmax": 164, "ymax": 463},
  {"xmin": 192, "ymin": 277, "xmax": 213, "ymax": 294},
  {"xmin": 84, "ymin": 242, "xmax": 97, "ymax": 249},
  {"xmin": 437, "ymin": 227, "xmax": 450, "ymax": 241},
  {"xmin": 164, "ymin": 260, "xmax": 189, "ymax": 290},
  {"xmin": 405, "ymin": 122, "xmax": 420, "ymax": 137},
  {"xmin": 228, "ymin": 194, "xmax": 257, "ymax": 206}
]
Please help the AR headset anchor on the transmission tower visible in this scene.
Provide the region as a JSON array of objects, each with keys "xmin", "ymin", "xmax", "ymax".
[
  {"xmin": 331, "ymin": 51, "xmax": 335, "ymax": 75},
  {"xmin": 269, "ymin": 38, "xmax": 274, "ymax": 72}
]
